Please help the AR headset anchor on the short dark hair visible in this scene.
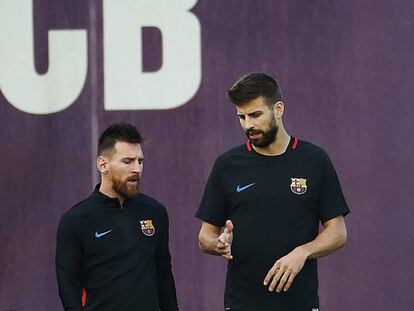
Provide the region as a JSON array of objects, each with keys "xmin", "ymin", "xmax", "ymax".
[
  {"xmin": 98, "ymin": 123, "xmax": 143, "ymax": 156},
  {"xmin": 227, "ymin": 72, "xmax": 282, "ymax": 106}
]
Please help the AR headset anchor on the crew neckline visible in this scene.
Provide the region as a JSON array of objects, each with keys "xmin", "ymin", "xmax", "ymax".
[{"xmin": 246, "ymin": 136, "xmax": 298, "ymax": 158}]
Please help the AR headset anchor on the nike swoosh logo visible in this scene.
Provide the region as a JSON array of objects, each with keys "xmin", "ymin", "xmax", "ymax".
[
  {"xmin": 95, "ymin": 229, "xmax": 113, "ymax": 238},
  {"xmin": 236, "ymin": 183, "xmax": 255, "ymax": 192}
]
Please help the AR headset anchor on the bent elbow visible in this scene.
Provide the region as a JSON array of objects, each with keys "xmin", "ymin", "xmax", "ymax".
[{"xmin": 337, "ymin": 227, "xmax": 348, "ymax": 249}]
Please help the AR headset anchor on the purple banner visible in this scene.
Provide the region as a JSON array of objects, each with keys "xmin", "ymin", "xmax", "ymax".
[{"xmin": 1, "ymin": 1, "xmax": 413, "ymax": 310}]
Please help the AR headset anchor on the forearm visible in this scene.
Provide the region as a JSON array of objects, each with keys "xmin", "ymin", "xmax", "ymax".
[
  {"xmin": 157, "ymin": 270, "xmax": 178, "ymax": 311},
  {"xmin": 156, "ymin": 248, "xmax": 178, "ymax": 310},
  {"xmin": 263, "ymin": 216, "xmax": 347, "ymax": 293},
  {"xmin": 56, "ymin": 216, "xmax": 84, "ymax": 310},
  {"xmin": 198, "ymin": 221, "xmax": 233, "ymax": 259},
  {"xmin": 198, "ymin": 231, "xmax": 221, "ymax": 256},
  {"xmin": 298, "ymin": 216, "xmax": 347, "ymax": 260},
  {"xmin": 56, "ymin": 273, "xmax": 83, "ymax": 310},
  {"xmin": 156, "ymin": 216, "xmax": 178, "ymax": 311}
]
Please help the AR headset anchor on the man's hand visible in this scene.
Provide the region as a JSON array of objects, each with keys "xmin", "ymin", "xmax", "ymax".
[
  {"xmin": 263, "ymin": 246, "xmax": 309, "ymax": 293},
  {"xmin": 263, "ymin": 216, "xmax": 347, "ymax": 293},
  {"xmin": 217, "ymin": 220, "xmax": 233, "ymax": 260}
]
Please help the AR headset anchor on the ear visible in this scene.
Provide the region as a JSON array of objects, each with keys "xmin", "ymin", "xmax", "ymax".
[
  {"xmin": 273, "ymin": 101, "xmax": 284, "ymax": 119},
  {"xmin": 97, "ymin": 156, "xmax": 108, "ymax": 174}
]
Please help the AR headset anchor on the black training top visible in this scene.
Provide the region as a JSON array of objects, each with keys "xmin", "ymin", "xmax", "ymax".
[
  {"xmin": 196, "ymin": 137, "xmax": 349, "ymax": 311},
  {"xmin": 56, "ymin": 185, "xmax": 178, "ymax": 311}
]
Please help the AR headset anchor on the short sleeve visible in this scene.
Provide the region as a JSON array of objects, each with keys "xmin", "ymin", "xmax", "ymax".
[
  {"xmin": 317, "ymin": 151, "xmax": 350, "ymax": 223},
  {"xmin": 195, "ymin": 159, "xmax": 228, "ymax": 227}
]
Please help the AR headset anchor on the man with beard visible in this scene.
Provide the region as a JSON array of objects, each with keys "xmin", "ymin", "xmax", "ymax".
[
  {"xmin": 196, "ymin": 73, "xmax": 349, "ymax": 311},
  {"xmin": 56, "ymin": 123, "xmax": 178, "ymax": 311}
]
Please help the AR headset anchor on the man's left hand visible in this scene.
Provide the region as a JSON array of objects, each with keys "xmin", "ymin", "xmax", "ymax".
[{"xmin": 263, "ymin": 246, "xmax": 309, "ymax": 293}]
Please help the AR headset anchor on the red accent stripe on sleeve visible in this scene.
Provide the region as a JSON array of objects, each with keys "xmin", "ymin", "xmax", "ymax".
[
  {"xmin": 292, "ymin": 137, "xmax": 299, "ymax": 150},
  {"xmin": 81, "ymin": 288, "xmax": 87, "ymax": 307},
  {"xmin": 246, "ymin": 141, "xmax": 252, "ymax": 152}
]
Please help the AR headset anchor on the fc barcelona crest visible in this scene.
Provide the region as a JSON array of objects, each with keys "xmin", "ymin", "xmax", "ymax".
[
  {"xmin": 290, "ymin": 178, "xmax": 307, "ymax": 195},
  {"xmin": 139, "ymin": 219, "xmax": 155, "ymax": 236}
]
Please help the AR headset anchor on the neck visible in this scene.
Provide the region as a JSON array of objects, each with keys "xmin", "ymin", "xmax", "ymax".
[
  {"xmin": 252, "ymin": 128, "xmax": 291, "ymax": 156},
  {"xmin": 99, "ymin": 179, "xmax": 125, "ymax": 204}
]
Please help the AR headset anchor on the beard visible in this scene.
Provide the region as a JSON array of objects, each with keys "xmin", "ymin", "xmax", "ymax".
[
  {"xmin": 245, "ymin": 115, "xmax": 278, "ymax": 148},
  {"xmin": 112, "ymin": 174, "xmax": 140, "ymax": 200}
]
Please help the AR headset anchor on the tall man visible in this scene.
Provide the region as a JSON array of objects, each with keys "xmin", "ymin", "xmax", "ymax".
[
  {"xmin": 56, "ymin": 123, "xmax": 178, "ymax": 311},
  {"xmin": 196, "ymin": 73, "xmax": 349, "ymax": 311}
]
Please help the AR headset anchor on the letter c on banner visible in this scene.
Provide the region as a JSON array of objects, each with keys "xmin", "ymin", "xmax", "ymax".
[
  {"xmin": 0, "ymin": 0, "xmax": 87, "ymax": 114},
  {"xmin": 103, "ymin": 0, "xmax": 201, "ymax": 110}
]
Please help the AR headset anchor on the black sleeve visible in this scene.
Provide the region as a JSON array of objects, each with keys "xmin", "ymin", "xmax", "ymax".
[
  {"xmin": 317, "ymin": 151, "xmax": 350, "ymax": 223},
  {"xmin": 55, "ymin": 211, "xmax": 84, "ymax": 311},
  {"xmin": 156, "ymin": 208, "xmax": 179, "ymax": 311},
  {"xmin": 195, "ymin": 159, "xmax": 227, "ymax": 227}
]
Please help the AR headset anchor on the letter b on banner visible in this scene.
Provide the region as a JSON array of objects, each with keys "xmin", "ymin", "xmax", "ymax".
[{"xmin": 103, "ymin": 0, "xmax": 201, "ymax": 110}]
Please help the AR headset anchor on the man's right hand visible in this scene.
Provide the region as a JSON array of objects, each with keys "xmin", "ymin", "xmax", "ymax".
[{"xmin": 217, "ymin": 220, "xmax": 233, "ymax": 260}]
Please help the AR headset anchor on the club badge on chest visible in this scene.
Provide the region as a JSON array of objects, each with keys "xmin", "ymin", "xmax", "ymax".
[
  {"xmin": 139, "ymin": 219, "xmax": 156, "ymax": 236},
  {"xmin": 290, "ymin": 178, "xmax": 308, "ymax": 195}
]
